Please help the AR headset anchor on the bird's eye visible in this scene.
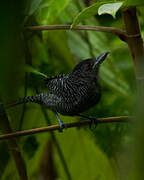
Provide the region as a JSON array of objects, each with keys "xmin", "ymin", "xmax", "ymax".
[{"xmin": 85, "ymin": 63, "xmax": 91, "ymax": 69}]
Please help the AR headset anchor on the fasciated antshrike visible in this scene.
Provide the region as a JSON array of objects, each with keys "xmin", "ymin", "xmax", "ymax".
[{"xmin": 7, "ymin": 52, "xmax": 109, "ymax": 131}]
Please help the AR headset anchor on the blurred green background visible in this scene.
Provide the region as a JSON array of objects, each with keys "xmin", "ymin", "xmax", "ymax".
[{"xmin": 0, "ymin": 0, "xmax": 144, "ymax": 180}]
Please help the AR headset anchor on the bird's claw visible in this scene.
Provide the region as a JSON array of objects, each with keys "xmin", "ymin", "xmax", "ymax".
[
  {"xmin": 89, "ymin": 117, "xmax": 98, "ymax": 129},
  {"xmin": 59, "ymin": 123, "xmax": 66, "ymax": 133}
]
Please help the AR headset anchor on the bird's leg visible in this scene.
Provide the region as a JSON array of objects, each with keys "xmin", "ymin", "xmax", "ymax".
[
  {"xmin": 76, "ymin": 114, "xmax": 99, "ymax": 128},
  {"xmin": 53, "ymin": 111, "xmax": 65, "ymax": 132}
]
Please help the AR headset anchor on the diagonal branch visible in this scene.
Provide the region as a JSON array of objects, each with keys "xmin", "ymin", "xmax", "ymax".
[
  {"xmin": 25, "ymin": 25, "xmax": 127, "ymax": 42},
  {"xmin": 0, "ymin": 105, "xmax": 28, "ymax": 180},
  {"xmin": 0, "ymin": 116, "xmax": 131, "ymax": 140}
]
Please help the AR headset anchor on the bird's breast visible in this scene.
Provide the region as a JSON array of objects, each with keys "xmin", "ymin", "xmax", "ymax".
[
  {"xmin": 46, "ymin": 77, "xmax": 101, "ymax": 115},
  {"xmin": 55, "ymin": 82, "xmax": 101, "ymax": 115}
]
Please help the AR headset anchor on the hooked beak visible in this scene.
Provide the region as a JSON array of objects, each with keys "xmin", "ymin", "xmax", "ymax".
[{"xmin": 93, "ymin": 52, "xmax": 109, "ymax": 69}]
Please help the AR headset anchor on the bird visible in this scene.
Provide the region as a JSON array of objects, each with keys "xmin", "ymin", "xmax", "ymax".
[{"xmin": 6, "ymin": 52, "xmax": 109, "ymax": 131}]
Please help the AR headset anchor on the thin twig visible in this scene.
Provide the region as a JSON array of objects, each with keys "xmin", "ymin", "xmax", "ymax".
[
  {"xmin": 25, "ymin": 25, "xmax": 127, "ymax": 41},
  {"xmin": 0, "ymin": 116, "xmax": 130, "ymax": 140}
]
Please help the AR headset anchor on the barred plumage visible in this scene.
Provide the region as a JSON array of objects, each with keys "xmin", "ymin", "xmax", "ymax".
[{"xmin": 7, "ymin": 52, "xmax": 109, "ymax": 130}]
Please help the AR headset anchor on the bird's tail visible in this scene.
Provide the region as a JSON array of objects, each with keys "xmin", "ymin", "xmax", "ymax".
[{"xmin": 5, "ymin": 93, "xmax": 46, "ymax": 109}]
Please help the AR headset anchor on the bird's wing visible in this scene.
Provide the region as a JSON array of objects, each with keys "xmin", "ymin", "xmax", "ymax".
[
  {"xmin": 44, "ymin": 74, "xmax": 67, "ymax": 90},
  {"xmin": 45, "ymin": 75, "xmax": 62, "ymax": 86},
  {"xmin": 44, "ymin": 76, "xmax": 56, "ymax": 87}
]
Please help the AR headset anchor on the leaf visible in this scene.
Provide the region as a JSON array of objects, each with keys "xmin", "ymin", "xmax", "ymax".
[
  {"xmin": 71, "ymin": 0, "xmax": 144, "ymax": 28},
  {"xmin": 55, "ymin": 128, "xmax": 116, "ymax": 180},
  {"xmin": 100, "ymin": 67, "xmax": 130, "ymax": 97},
  {"xmin": 68, "ymin": 31, "xmax": 92, "ymax": 59},
  {"xmin": 123, "ymin": 0, "xmax": 144, "ymax": 7},
  {"xmin": 98, "ymin": 2, "xmax": 123, "ymax": 18},
  {"xmin": 24, "ymin": 65, "xmax": 47, "ymax": 78},
  {"xmin": 25, "ymin": 0, "xmax": 42, "ymax": 16},
  {"xmin": 36, "ymin": 0, "xmax": 70, "ymax": 25},
  {"xmin": 71, "ymin": 1, "xmax": 118, "ymax": 27}
]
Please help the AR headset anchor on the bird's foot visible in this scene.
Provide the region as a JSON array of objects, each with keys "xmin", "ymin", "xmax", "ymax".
[
  {"xmin": 89, "ymin": 117, "xmax": 99, "ymax": 129},
  {"xmin": 53, "ymin": 111, "xmax": 66, "ymax": 133},
  {"xmin": 59, "ymin": 122, "xmax": 66, "ymax": 133},
  {"xmin": 76, "ymin": 114, "xmax": 99, "ymax": 129}
]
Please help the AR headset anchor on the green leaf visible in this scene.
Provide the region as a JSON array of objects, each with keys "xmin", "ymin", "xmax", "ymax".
[
  {"xmin": 98, "ymin": 2, "xmax": 123, "ymax": 18},
  {"xmin": 36, "ymin": 0, "xmax": 70, "ymax": 25},
  {"xmin": 123, "ymin": 0, "xmax": 144, "ymax": 7},
  {"xmin": 55, "ymin": 128, "xmax": 116, "ymax": 180},
  {"xmin": 100, "ymin": 66, "xmax": 130, "ymax": 97},
  {"xmin": 25, "ymin": 0, "xmax": 42, "ymax": 16},
  {"xmin": 71, "ymin": 0, "xmax": 144, "ymax": 28},
  {"xmin": 71, "ymin": 1, "xmax": 119, "ymax": 28},
  {"xmin": 68, "ymin": 31, "xmax": 92, "ymax": 59},
  {"xmin": 24, "ymin": 65, "xmax": 47, "ymax": 78}
]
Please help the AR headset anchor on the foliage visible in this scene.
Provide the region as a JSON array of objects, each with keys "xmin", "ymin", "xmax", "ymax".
[
  {"xmin": 0, "ymin": 0, "xmax": 144, "ymax": 179},
  {"xmin": 71, "ymin": 0, "xmax": 144, "ymax": 27}
]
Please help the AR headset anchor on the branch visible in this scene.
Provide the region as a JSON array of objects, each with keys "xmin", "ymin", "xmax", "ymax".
[
  {"xmin": 0, "ymin": 106, "xmax": 28, "ymax": 180},
  {"xmin": 0, "ymin": 116, "xmax": 130, "ymax": 140},
  {"xmin": 122, "ymin": 7, "xmax": 144, "ymax": 95},
  {"xmin": 25, "ymin": 25, "xmax": 127, "ymax": 42}
]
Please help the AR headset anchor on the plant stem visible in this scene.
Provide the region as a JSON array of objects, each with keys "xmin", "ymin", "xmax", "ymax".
[
  {"xmin": 41, "ymin": 107, "xmax": 72, "ymax": 180},
  {"xmin": 0, "ymin": 106, "xmax": 28, "ymax": 180},
  {"xmin": 25, "ymin": 25, "xmax": 127, "ymax": 41},
  {"xmin": 122, "ymin": 7, "xmax": 144, "ymax": 95},
  {"xmin": 0, "ymin": 116, "xmax": 130, "ymax": 140}
]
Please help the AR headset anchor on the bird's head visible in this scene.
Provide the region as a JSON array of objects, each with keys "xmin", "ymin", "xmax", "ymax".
[{"xmin": 71, "ymin": 52, "xmax": 109, "ymax": 78}]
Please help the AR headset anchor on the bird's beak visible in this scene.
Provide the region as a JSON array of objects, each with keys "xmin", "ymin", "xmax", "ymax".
[{"xmin": 93, "ymin": 52, "xmax": 109, "ymax": 69}]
